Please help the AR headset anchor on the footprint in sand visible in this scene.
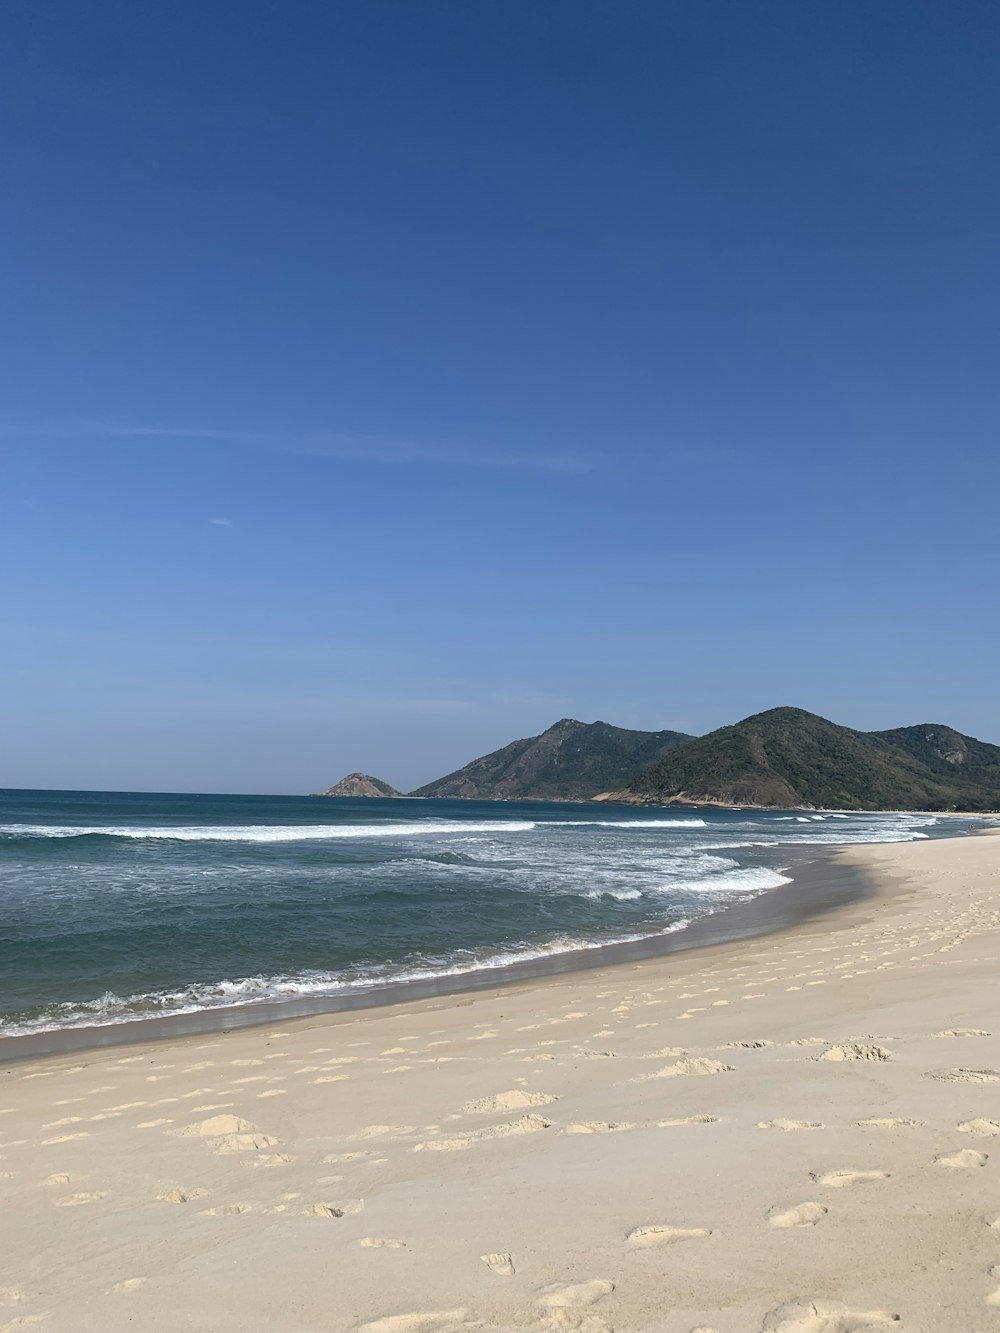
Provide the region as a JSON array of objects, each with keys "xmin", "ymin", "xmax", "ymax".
[
  {"xmin": 758, "ymin": 1119, "xmax": 823, "ymax": 1131},
  {"xmin": 215, "ymin": 1133, "xmax": 280, "ymax": 1154},
  {"xmin": 924, "ymin": 1068, "xmax": 1000, "ymax": 1084},
  {"xmin": 306, "ymin": 1199, "xmax": 363, "ymax": 1217},
  {"xmin": 109, "ymin": 1278, "xmax": 146, "ymax": 1293},
  {"xmin": 175, "ymin": 1114, "xmax": 256, "ymax": 1138},
  {"xmin": 42, "ymin": 1173, "xmax": 70, "ymax": 1186},
  {"xmin": 360, "ymin": 1124, "xmax": 416, "ymax": 1138},
  {"xmin": 357, "ymin": 1308, "xmax": 472, "ymax": 1332},
  {"xmin": 817, "ymin": 1043, "xmax": 891, "ymax": 1063},
  {"xmin": 469, "ymin": 1114, "xmax": 551, "ymax": 1141},
  {"xmin": 934, "ymin": 1028, "xmax": 991, "ymax": 1038},
  {"xmin": 157, "ymin": 1187, "xmax": 207, "ymax": 1204},
  {"xmin": 958, "ymin": 1119, "xmax": 1000, "ymax": 1136},
  {"xmin": 0, "ymin": 1290, "xmax": 23, "ymax": 1306},
  {"xmin": 564, "ymin": 1121, "xmax": 633, "ymax": 1135},
  {"xmin": 535, "ymin": 1279, "xmax": 614, "ymax": 1331},
  {"xmin": 767, "ymin": 1202, "xmax": 828, "ymax": 1228},
  {"xmin": 811, "ymin": 1169, "xmax": 889, "ymax": 1188},
  {"xmin": 857, "ymin": 1118, "xmax": 919, "ymax": 1129},
  {"xmin": 242, "ymin": 1153, "xmax": 293, "ymax": 1168},
  {"xmin": 54, "ymin": 1192, "xmax": 106, "ymax": 1207},
  {"xmin": 203, "ymin": 1203, "xmax": 253, "ymax": 1216},
  {"xmin": 760, "ymin": 1298, "xmax": 899, "ymax": 1330},
  {"xmin": 41, "ymin": 1132, "xmax": 89, "ymax": 1145},
  {"xmin": 935, "ymin": 1148, "xmax": 988, "ymax": 1168},
  {"xmin": 414, "ymin": 1114, "xmax": 551, "ymax": 1151},
  {"xmin": 648, "ymin": 1058, "xmax": 733, "ymax": 1080},
  {"xmin": 459, "ymin": 1090, "xmax": 555, "ymax": 1115},
  {"xmin": 657, "ymin": 1114, "xmax": 719, "ymax": 1127},
  {"xmin": 480, "ymin": 1252, "xmax": 515, "ymax": 1275},
  {"xmin": 361, "ymin": 1237, "xmax": 406, "ymax": 1249},
  {"xmin": 627, "ymin": 1224, "xmax": 711, "ymax": 1247}
]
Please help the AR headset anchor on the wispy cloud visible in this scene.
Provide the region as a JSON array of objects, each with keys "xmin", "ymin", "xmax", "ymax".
[
  {"xmin": 0, "ymin": 421, "xmax": 599, "ymax": 474},
  {"xmin": 209, "ymin": 517, "xmax": 236, "ymax": 528},
  {"xmin": 0, "ymin": 421, "xmax": 263, "ymax": 443},
  {"xmin": 299, "ymin": 430, "xmax": 596, "ymax": 474}
]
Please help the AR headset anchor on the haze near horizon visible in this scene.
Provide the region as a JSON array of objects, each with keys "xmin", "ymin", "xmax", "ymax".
[{"xmin": 2, "ymin": 1, "xmax": 999, "ymax": 794}]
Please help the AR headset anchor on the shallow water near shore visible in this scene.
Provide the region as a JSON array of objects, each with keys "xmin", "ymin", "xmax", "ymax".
[{"xmin": 0, "ymin": 788, "xmax": 976, "ymax": 1047}]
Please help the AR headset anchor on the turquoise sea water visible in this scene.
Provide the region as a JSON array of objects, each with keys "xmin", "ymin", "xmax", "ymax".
[{"xmin": 0, "ymin": 788, "xmax": 965, "ymax": 1036}]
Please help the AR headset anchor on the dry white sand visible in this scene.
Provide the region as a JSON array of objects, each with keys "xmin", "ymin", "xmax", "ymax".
[{"xmin": 2, "ymin": 831, "xmax": 999, "ymax": 1333}]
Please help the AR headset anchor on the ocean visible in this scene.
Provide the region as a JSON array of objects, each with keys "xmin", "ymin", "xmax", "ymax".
[{"xmin": 0, "ymin": 788, "xmax": 968, "ymax": 1040}]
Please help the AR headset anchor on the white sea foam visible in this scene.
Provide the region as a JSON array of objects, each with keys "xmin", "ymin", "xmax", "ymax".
[
  {"xmin": 0, "ymin": 922, "xmax": 693, "ymax": 1036},
  {"xmin": 0, "ymin": 801, "xmax": 959, "ymax": 1040},
  {"xmin": 597, "ymin": 818, "xmax": 708, "ymax": 828},
  {"xmin": 545, "ymin": 818, "xmax": 708, "ymax": 829},
  {"xmin": 691, "ymin": 829, "xmax": 931, "ymax": 852},
  {"xmin": 685, "ymin": 866, "xmax": 792, "ymax": 894},
  {"xmin": 0, "ymin": 820, "xmax": 539, "ymax": 842}
]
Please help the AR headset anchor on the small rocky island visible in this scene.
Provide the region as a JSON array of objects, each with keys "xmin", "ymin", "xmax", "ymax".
[{"xmin": 319, "ymin": 773, "xmax": 401, "ymax": 798}]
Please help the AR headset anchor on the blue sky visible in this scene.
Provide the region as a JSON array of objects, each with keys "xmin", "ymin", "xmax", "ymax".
[{"xmin": 2, "ymin": 1, "xmax": 999, "ymax": 793}]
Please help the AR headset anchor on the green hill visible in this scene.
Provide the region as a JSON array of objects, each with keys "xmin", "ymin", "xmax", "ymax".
[
  {"xmin": 411, "ymin": 718, "xmax": 693, "ymax": 802},
  {"xmin": 870, "ymin": 724, "xmax": 1000, "ymax": 793},
  {"xmin": 627, "ymin": 707, "xmax": 1000, "ymax": 811}
]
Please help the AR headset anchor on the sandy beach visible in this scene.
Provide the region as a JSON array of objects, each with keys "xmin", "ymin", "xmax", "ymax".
[{"xmin": 2, "ymin": 830, "xmax": 999, "ymax": 1333}]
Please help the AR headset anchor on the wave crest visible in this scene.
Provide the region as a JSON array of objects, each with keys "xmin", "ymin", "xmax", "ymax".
[{"xmin": 0, "ymin": 820, "xmax": 538, "ymax": 843}]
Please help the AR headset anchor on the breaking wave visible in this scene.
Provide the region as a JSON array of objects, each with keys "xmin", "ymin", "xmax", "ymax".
[
  {"xmin": 0, "ymin": 820, "xmax": 539, "ymax": 843},
  {"xmin": 1, "ymin": 923, "xmax": 696, "ymax": 1037},
  {"xmin": 549, "ymin": 818, "xmax": 708, "ymax": 829},
  {"xmin": 0, "ymin": 790, "xmax": 973, "ymax": 1043}
]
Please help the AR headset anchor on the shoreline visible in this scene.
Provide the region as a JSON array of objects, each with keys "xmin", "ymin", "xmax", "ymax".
[
  {"xmin": 0, "ymin": 846, "xmax": 875, "ymax": 1064},
  {"xmin": 3, "ymin": 830, "xmax": 999, "ymax": 1331}
]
